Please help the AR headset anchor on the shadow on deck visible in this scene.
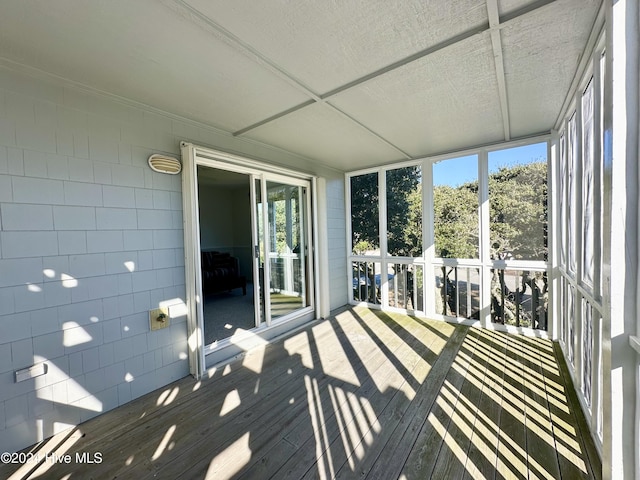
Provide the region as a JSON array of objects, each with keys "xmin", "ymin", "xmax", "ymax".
[{"xmin": 1, "ymin": 306, "xmax": 601, "ymax": 480}]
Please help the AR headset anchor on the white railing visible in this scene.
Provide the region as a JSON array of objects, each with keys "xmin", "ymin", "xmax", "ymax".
[{"xmin": 268, "ymin": 252, "xmax": 302, "ymax": 297}]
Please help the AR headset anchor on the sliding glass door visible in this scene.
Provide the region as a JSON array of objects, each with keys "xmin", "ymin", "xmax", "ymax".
[
  {"xmin": 182, "ymin": 142, "xmax": 317, "ymax": 376},
  {"xmin": 254, "ymin": 174, "xmax": 312, "ymax": 326}
]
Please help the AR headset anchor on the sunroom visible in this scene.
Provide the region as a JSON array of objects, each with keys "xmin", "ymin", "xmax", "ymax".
[{"xmin": 0, "ymin": 0, "xmax": 637, "ymax": 479}]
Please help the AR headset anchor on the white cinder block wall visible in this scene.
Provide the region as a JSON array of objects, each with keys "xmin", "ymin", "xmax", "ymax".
[{"xmin": 0, "ymin": 66, "xmax": 347, "ymax": 454}]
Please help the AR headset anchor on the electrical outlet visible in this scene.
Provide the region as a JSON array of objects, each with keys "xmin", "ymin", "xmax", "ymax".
[{"xmin": 150, "ymin": 307, "xmax": 170, "ymax": 331}]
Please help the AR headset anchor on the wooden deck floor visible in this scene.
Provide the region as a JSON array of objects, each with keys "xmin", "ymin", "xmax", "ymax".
[{"xmin": 2, "ymin": 307, "xmax": 601, "ymax": 480}]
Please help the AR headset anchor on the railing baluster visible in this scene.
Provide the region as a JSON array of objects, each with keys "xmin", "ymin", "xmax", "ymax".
[
  {"xmin": 500, "ymin": 270, "xmax": 506, "ymax": 324},
  {"xmin": 454, "ymin": 267, "xmax": 459, "ymax": 317},
  {"xmin": 466, "ymin": 268, "xmax": 472, "ymax": 318},
  {"xmin": 515, "ymin": 271, "xmax": 521, "ymax": 327}
]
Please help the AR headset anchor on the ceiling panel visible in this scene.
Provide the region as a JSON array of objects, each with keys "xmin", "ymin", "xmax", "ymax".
[
  {"xmin": 0, "ymin": 0, "xmax": 311, "ymax": 132},
  {"xmin": 243, "ymin": 103, "xmax": 406, "ymax": 170},
  {"xmin": 501, "ymin": 0, "xmax": 601, "ymax": 137},
  {"xmin": 0, "ymin": 0, "xmax": 601, "ymax": 171},
  {"xmin": 184, "ymin": 0, "xmax": 489, "ymax": 94},
  {"xmin": 497, "ymin": 0, "xmax": 539, "ymax": 17},
  {"xmin": 330, "ymin": 34, "xmax": 505, "ymax": 157}
]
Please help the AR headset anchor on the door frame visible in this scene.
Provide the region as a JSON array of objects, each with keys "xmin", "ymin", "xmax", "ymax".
[{"xmin": 181, "ymin": 142, "xmax": 318, "ymax": 378}]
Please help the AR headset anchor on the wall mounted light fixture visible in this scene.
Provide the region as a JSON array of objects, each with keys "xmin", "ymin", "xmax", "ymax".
[{"xmin": 148, "ymin": 154, "xmax": 182, "ymax": 174}]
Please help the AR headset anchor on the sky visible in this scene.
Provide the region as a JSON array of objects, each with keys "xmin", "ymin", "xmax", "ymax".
[{"xmin": 433, "ymin": 142, "xmax": 547, "ymax": 187}]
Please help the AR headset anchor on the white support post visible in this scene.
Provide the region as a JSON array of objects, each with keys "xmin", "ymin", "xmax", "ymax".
[
  {"xmin": 574, "ymin": 84, "xmax": 585, "ymax": 400},
  {"xmin": 180, "ymin": 142, "xmax": 205, "ymax": 379},
  {"xmin": 479, "ymin": 150, "xmax": 491, "ymax": 328},
  {"xmin": 379, "ymin": 170, "xmax": 388, "ymax": 308},
  {"xmin": 601, "ymin": 0, "xmax": 640, "ymax": 477},
  {"xmin": 548, "ymin": 135, "xmax": 559, "ymax": 341},
  {"xmin": 424, "ymin": 159, "xmax": 436, "ymax": 317},
  {"xmin": 591, "ymin": 42, "xmax": 605, "ymax": 445}
]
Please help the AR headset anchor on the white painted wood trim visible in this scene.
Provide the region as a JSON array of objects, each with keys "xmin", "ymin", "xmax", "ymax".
[
  {"xmin": 181, "ymin": 142, "xmax": 206, "ymax": 379},
  {"xmin": 549, "ymin": 134, "xmax": 559, "ymax": 341},
  {"xmin": 479, "ymin": 150, "xmax": 491, "ymax": 329},
  {"xmin": 313, "ymin": 177, "xmax": 329, "ymax": 318},
  {"xmin": 379, "ymin": 170, "xmax": 388, "ymax": 309}
]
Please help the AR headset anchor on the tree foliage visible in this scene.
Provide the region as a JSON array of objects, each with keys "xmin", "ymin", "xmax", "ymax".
[
  {"xmin": 488, "ymin": 162, "xmax": 547, "ymax": 260},
  {"xmin": 351, "ymin": 161, "xmax": 547, "ymax": 261},
  {"xmin": 350, "ymin": 167, "xmax": 422, "ymax": 256},
  {"xmin": 386, "ymin": 167, "xmax": 421, "ymax": 257},
  {"xmin": 350, "ymin": 160, "xmax": 548, "ymax": 327},
  {"xmin": 350, "ymin": 173, "xmax": 379, "ymax": 253},
  {"xmin": 433, "ymin": 182, "xmax": 479, "ymax": 258}
]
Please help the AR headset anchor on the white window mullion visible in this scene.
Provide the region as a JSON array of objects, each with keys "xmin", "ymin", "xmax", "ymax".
[
  {"xmin": 424, "ymin": 159, "xmax": 436, "ymax": 317},
  {"xmin": 549, "ymin": 135, "xmax": 560, "ymax": 340},
  {"xmin": 574, "ymin": 86, "xmax": 585, "ymax": 398},
  {"xmin": 261, "ymin": 177, "xmax": 272, "ymax": 326},
  {"xmin": 345, "ymin": 174, "xmax": 355, "ymax": 304},
  {"xmin": 478, "ymin": 150, "xmax": 491, "ymax": 328},
  {"xmin": 591, "ymin": 44, "xmax": 605, "ymax": 441},
  {"xmin": 379, "ymin": 170, "xmax": 388, "ymax": 308}
]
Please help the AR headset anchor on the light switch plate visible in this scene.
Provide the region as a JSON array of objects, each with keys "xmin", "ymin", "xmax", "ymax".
[{"xmin": 150, "ymin": 307, "xmax": 170, "ymax": 331}]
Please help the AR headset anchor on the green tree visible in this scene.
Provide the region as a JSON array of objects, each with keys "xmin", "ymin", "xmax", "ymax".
[
  {"xmin": 489, "ymin": 162, "xmax": 547, "ymax": 260},
  {"xmin": 433, "ymin": 182, "xmax": 479, "ymax": 258},
  {"xmin": 351, "ymin": 167, "xmax": 421, "ymax": 255},
  {"xmin": 386, "ymin": 166, "xmax": 421, "ymax": 256},
  {"xmin": 350, "ymin": 173, "xmax": 379, "ymax": 253},
  {"xmin": 487, "ymin": 161, "xmax": 547, "ymax": 327}
]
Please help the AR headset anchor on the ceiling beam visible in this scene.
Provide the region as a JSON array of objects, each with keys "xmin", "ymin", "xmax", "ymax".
[
  {"xmin": 486, "ymin": 0, "xmax": 511, "ymax": 141},
  {"xmin": 172, "ymin": 0, "xmax": 557, "ymax": 149},
  {"xmin": 233, "ymin": 100, "xmax": 316, "ymax": 137},
  {"xmin": 165, "ymin": 0, "xmax": 411, "ymax": 154},
  {"xmin": 324, "ymin": 102, "xmax": 414, "ymax": 160},
  {"xmin": 232, "ymin": 22, "xmax": 489, "ymax": 138},
  {"xmin": 164, "ymin": 0, "xmax": 323, "ymax": 102},
  {"xmin": 500, "ymin": 0, "xmax": 556, "ymax": 23}
]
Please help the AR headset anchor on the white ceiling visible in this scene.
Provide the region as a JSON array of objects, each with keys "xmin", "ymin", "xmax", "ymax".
[{"xmin": 0, "ymin": 0, "xmax": 601, "ymax": 171}]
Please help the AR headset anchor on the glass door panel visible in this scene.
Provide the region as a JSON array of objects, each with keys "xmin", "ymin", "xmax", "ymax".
[
  {"xmin": 265, "ymin": 181, "xmax": 309, "ymax": 320},
  {"xmin": 252, "ymin": 176, "xmax": 265, "ymax": 328}
]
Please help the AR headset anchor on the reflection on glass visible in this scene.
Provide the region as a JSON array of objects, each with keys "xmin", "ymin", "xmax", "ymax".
[
  {"xmin": 255, "ymin": 178, "xmax": 265, "ymax": 325},
  {"xmin": 433, "ymin": 155, "xmax": 479, "ymax": 258},
  {"xmin": 387, "ymin": 166, "xmax": 422, "ymax": 257},
  {"xmin": 351, "ymin": 173, "xmax": 379, "ymax": 255},
  {"xmin": 489, "ymin": 143, "xmax": 547, "ymax": 261},
  {"xmin": 266, "ymin": 182, "xmax": 307, "ymax": 319}
]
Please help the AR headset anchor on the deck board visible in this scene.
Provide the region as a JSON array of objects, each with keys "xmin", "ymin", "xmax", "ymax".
[
  {"xmin": 1, "ymin": 307, "xmax": 601, "ymax": 480},
  {"xmin": 461, "ymin": 329, "xmax": 508, "ymax": 480}
]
